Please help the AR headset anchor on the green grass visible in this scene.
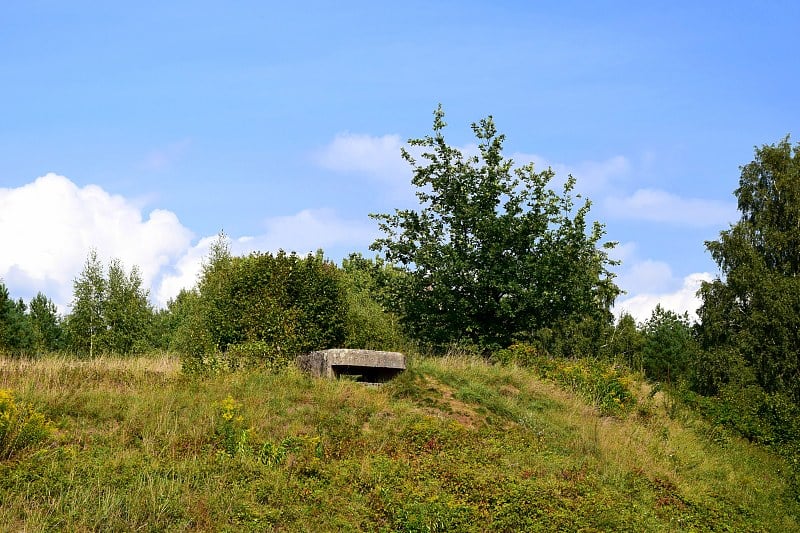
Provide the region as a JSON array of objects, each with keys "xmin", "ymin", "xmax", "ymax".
[{"xmin": 0, "ymin": 353, "xmax": 798, "ymax": 531}]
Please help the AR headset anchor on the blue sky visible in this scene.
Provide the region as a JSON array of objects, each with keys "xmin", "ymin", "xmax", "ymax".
[{"xmin": 1, "ymin": 1, "xmax": 798, "ymax": 321}]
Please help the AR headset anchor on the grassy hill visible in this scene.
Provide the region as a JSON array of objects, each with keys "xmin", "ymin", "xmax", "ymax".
[{"xmin": 1, "ymin": 354, "xmax": 798, "ymax": 531}]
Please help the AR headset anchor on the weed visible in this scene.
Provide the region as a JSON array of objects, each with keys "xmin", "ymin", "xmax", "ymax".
[
  {"xmin": 0, "ymin": 388, "xmax": 50, "ymax": 460},
  {"xmin": 213, "ymin": 395, "xmax": 249, "ymax": 456}
]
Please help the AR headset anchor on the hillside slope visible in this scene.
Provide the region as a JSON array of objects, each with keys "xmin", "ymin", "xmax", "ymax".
[{"xmin": 1, "ymin": 355, "xmax": 798, "ymax": 531}]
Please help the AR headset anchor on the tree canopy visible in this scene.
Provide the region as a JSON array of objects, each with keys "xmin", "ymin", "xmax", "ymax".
[
  {"xmin": 65, "ymin": 250, "xmax": 153, "ymax": 356},
  {"xmin": 698, "ymin": 136, "xmax": 800, "ymax": 402},
  {"xmin": 370, "ymin": 106, "xmax": 620, "ymax": 350}
]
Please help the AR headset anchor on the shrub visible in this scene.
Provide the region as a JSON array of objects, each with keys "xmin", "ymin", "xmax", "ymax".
[
  {"xmin": 178, "ymin": 241, "xmax": 348, "ymax": 372},
  {"xmin": 224, "ymin": 340, "xmax": 293, "ymax": 372},
  {"xmin": 340, "ymin": 254, "xmax": 407, "ymax": 351},
  {"xmin": 0, "ymin": 389, "xmax": 50, "ymax": 460}
]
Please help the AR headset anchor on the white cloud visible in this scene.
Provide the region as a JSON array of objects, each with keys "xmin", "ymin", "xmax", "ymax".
[
  {"xmin": 513, "ymin": 153, "xmax": 631, "ymax": 194},
  {"xmin": 315, "ymin": 132, "xmax": 408, "ymax": 183},
  {"xmin": 614, "ymin": 272, "xmax": 711, "ymax": 323},
  {"xmin": 617, "ymin": 259, "xmax": 674, "ymax": 295},
  {"xmin": 0, "ymin": 174, "xmax": 193, "ymax": 312},
  {"xmin": 2, "ymin": 175, "xmax": 381, "ymax": 311},
  {"xmin": 315, "ymin": 132, "xmax": 634, "ymax": 211},
  {"xmin": 256, "ymin": 208, "xmax": 377, "ymax": 253},
  {"xmin": 605, "ymin": 188, "xmax": 737, "ymax": 227}
]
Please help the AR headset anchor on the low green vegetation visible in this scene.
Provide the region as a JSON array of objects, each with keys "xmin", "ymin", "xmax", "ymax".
[
  {"xmin": 0, "ymin": 353, "xmax": 797, "ymax": 531},
  {"xmin": 0, "ymin": 388, "xmax": 50, "ymax": 461}
]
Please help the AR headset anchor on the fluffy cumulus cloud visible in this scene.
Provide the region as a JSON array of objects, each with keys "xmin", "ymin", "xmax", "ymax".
[
  {"xmin": 614, "ymin": 272, "xmax": 712, "ymax": 324},
  {"xmin": 2, "ymin": 175, "xmax": 380, "ymax": 311},
  {"xmin": 609, "ymin": 241, "xmax": 712, "ymax": 322},
  {"xmin": 0, "ymin": 174, "xmax": 194, "ymax": 311},
  {"xmin": 315, "ymin": 132, "xmax": 408, "ymax": 184},
  {"xmin": 605, "ymin": 189, "xmax": 737, "ymax": 227}
]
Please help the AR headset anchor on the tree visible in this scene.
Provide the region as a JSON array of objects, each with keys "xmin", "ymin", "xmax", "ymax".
[
  {"xmin": 604, "ymin": 312, "xmax": 644, "ymax": 370},
  {"xmin": 65, "ymin": 250, "xmax": 106, "ymax": 357},
  {"xmin": 177, "ymin": 233, "xmax": 349, "ymax": 370},
  {"xmin": 104, "ymin": 259, "xmax": 153, "ymax": 354},
  {"xmin": 65, "ymin": 250, "xmax": 154, "ymax": 356},
  {"xmin": 641, "ymin": 305, "xmax": 696, "ymax": 383},
  {"xmin": 697, "ymin": 136, "xmax": 800, "ymax": 402},
  {"xmin": 340, "ymin": 253, "xmax": 407, "ymax": 351},
  {"xmin": 370, "ymin": 106, "xmax": 620, "ymax": 350},
  {"xmin": 28, "ymin": 292, "xmax": 62, "ymax": 353},
  {"xmin": 0, "ymin": 283, "xmax": 33, "ymax": 355}
]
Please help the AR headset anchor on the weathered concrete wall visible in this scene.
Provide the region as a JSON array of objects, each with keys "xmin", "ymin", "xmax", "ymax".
[{"xmin": 297, "ymin": 349, "xmax": 406, "ymax": 382}]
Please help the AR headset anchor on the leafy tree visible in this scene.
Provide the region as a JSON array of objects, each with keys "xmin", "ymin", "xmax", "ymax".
[
  {"xmin": 104, "ymin": 259, "xmax": 153, "ymax": 354},
  {"xmin": 65, "ymin": 251, "xmax": 154, "ymax": 356},
  {"xmin": 28, "ymin": 292, "xmax": 62, "ymax": 353},
  {"xmin": 167, "ymin": 288, "xmax": 214, "ymax": 358},
  {"xmin": 604, "ymin": 312, "xmax": 644, "ymax": 370},
  {"xmin": 697, "ymin": 136, "xmax": 800, "ymax": 402},
  {"xmin": 641, "ymin": 305, "xmax": 696, "ymax": 383},
  {"xmin": 0, "ymin": 284, "xmax": 33, "ymax": 355},
  {"xmin": 370, "ymin": 106, "xmax": 620, "ymax": 350},
  {"xmin": 65, "ymin": 250, "xmax": 106, "ymax": 357}
]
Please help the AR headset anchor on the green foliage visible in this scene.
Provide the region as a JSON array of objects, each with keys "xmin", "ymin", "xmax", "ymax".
[
  {"xmin": 698, "ymin": 136, "xmax": 800, "ymax": 402},
  {"xmin": 370, "ymin": 106, "xmax": 620, "ymax": 351},
  {"xmin": 492, "ymin": 343, "xmax": 636, "ymax": 416},
  {"xmin": 605, "ymin": 312, "xmax": 645, "ymax": 370},
  {"xmin": 103, "ymin": 259, "xmax": 153, "ymax": 354},
  {"xmin": 28, "ymin": 292, "xmax": 62, "ymax": 354},
  {"xmin": 65, "ymin": 250, "xmax": 154, "ymax": 356},
  {"xmin": 64, "ymin": 250, "xmax": 105, "ymax": 357},
  {"xmin": 641, "ymin": 305, "xmax": 697, "ymax": 384},
  {"xmin": 0, "ymin": 283, "xmax": 34, "ymax": 356},
  {"xmin": 681, "ymin": 385, "xmax": 800, "ymax": 498},
  {"xmin": 528, "ymin": 314, "xmax": 614, "ymax": 360},
  {"xmin": 392, "ymin": 499, "xmax": 476, "ymax": 532},
  {"xmin": 340, "ymin": 253, "xmax": 407, "ymax": 351},
  {"xmin": 167, "ymin": 288, "xmax": 214, "ymax": 361},
  {"xmin": 178, "ymin": 235, "xmax": 348, "ymax": 371},
  {"xmin": 213, "ymin": 395, "xmax": 249, "ymax": 457},
  {"xmin": 689, "ymin": 346, "xmax": 752, "ymax": 397},
  {"xmin": 0, "ymin": 389, "xmax": 50, "ymax": 460},
  {"xmin": 224, "ymin": 340, "xmax": 294, "ymax": 372}
]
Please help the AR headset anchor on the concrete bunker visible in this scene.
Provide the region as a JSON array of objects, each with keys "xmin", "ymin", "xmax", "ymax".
[{"xmin": 297, "ymin": 349, "xmax": 406, "ymax": 383}]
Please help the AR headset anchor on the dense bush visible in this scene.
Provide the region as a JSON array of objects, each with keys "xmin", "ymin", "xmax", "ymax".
[
  {"xmin": 340, "ymin": 253, "xmax": 407, "ymax": 352},
  {"xmin": 177, "ymin": 237, "xmax": 348, "ymax": 371}
]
